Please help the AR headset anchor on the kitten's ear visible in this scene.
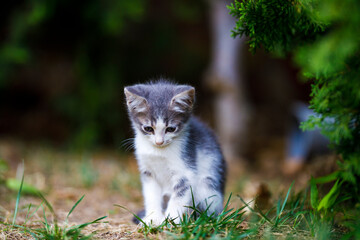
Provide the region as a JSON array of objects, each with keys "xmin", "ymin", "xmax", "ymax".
[
  {"xmin": 124, "ymin": 87, "xmax": 148, "ymax": 113},
  {"xmin": 170, "ymin": 87, "xmax": 195, "ymax": 113}
]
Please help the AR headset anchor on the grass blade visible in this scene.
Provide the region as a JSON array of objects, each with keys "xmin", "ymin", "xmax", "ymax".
[
  {"xmin": 312, "ymin": 171, "xmax": 339, "ymax": 184},
  {"xmin": 67, "ymin": 194, "xmax": 85, "ymax": 220},
  {"xmin": 42, "ymin": 204, "xmax": 49, "ymax": 230},
  {"xmin": 12, "ymin": 170, "xmax": 24, "ymax": 225},
  {"xmin": 25, "ymin": 202, "xmax": 44, "ymax": 224},
  {"xmin": 114, "ymin": 204, "xmax": 147, "ymax": 226},
  {"xmin": 24, "ymin": 203, "xmax": 32, "ymax": 224},
  {"xmin": 37, "ymin": 191, "xmax": 56, "ymax": 218},
  {"xmin": 310, "ymin": 177, "xmax": 319, "ymax": 209},
  {"xmin": 279, "ymin": 181, "xmax": 294, "ymax": 216},
  {"xmin": 317, "ymin": 179, "xmax": 341, "ymax": 211},
  {"xmin": 238, "ymin": 195, "xmax": 273, "ymax": 224},
  {"xmin": 68, "ymin": 216, "xmax": 108, "ymax": 231},
  {"xmin": 222, "ymin": 193, "xmax": 233, "ymax": 213},
  {"xmin": 274, "ymin": 181, "xmax": 294, "ymax": 226}
]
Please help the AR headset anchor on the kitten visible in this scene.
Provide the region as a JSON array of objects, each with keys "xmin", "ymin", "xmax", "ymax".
[{"xmin": 124, "ymin": 80, "xmax": 226, "ymax": 225}]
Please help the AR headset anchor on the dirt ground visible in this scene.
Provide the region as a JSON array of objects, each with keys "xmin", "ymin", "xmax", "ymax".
[{"xmin": 0, "ymin": 138, "xmax": 338, "ymax": 239}]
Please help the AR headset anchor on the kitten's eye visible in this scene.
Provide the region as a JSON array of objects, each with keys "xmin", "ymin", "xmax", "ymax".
[
  {"xmin": 166, "ymin": 127, "xmax": 176, "ymax": 133},
  {"xmin": 143, "ymin": 126, "xmax": 154, "ymax": 133}
]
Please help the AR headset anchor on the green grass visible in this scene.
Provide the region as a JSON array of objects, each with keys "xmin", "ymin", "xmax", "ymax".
[
  {"xmin": 1, "ymin": 172, "xmax": 108, "ymax": 240},
  {"xmin": 118, "ymin": 192, "xmax": 252, "ymax": 239},
  {"xmin": 124, "ymin": 182, "xmax": 350, "ymax": 239}
]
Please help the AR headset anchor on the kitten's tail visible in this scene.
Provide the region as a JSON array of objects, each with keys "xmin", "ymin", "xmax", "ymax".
[{"xmin": 132, "ymin": 209, "xmax": 145, "ymax": 224}]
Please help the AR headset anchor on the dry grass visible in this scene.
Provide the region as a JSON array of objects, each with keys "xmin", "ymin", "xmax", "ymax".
[{"xmin": 0, "ymin": 140, "xmax": 339, "ymax": 239}]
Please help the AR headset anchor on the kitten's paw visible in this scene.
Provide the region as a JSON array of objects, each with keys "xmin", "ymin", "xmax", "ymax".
[
  {"xmin": 166, "ymin": 215, "xmax": 181, "ymax": 224},
  {"xmin": 165, "ymin": 209, "xmax": 183, "ymax": 224},
  {"xmin": 142, "ymin": 213, "xmax": 165, "ymax": 226}
]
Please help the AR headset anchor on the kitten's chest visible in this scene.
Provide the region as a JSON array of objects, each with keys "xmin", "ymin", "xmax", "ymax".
[
  {"xmin": 135, "ymin": 137, "xmax": 187, "ymax": 185},
  {"xmin": 139, "ymin": 154, "xmax": 182, "ymax": 180},
  {"xmin": 136, "ymin": 148, "xmax": 185, "ymax": 174}
]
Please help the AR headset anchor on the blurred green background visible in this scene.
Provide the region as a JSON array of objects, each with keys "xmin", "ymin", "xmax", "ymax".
[
  {"xmin": 0, "ymin": 0, "xmax": 309, "ymax": 152},
  {"xmin": 0, "ymin": 0, "xmax": 212, "ymax": 149}
]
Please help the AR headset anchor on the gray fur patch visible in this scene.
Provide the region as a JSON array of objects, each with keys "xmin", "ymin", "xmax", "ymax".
[
  {"xmin": 162, "ymin": 194, "xmax": 170, "ymax": 212},
  {"xmin": 124, "ymin": 80, "xmax": 194, "ymax": 125},
  {"xmin": 204, "ymin": 177, "xmax": 220, "ymax": 191},
  {"xmin": 174, "ymin": 178, "xmax": 190, "ymax": 197}
]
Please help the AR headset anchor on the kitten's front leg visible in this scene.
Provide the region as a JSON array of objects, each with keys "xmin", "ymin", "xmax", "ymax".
[
  {"xmin": 165, "ymin": 177, "xmax": 192, "ymax": 223},
  {"xmin": 141, "ymin": 172, "xmax": 164, "ymax": 226}
]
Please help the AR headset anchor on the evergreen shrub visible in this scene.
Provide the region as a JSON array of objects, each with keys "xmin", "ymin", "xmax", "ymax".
[{"xmin": 229, "ymin": 0, "xmax": 360, "ymax": 230}]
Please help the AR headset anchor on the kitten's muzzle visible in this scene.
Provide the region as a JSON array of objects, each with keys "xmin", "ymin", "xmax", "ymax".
[{"xmin": 155, "ymin": 140, "xmax": 164, "ymax": 146}]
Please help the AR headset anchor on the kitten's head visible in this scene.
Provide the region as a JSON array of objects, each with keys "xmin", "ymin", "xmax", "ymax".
[{"xmin": 124, "ymin": 81, "xmax": 195, "ymax": 148}]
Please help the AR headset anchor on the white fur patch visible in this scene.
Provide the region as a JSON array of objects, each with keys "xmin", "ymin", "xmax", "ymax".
[{"xmin": 154, "ymin": 118, "xmax": 166, "ymax": 145}]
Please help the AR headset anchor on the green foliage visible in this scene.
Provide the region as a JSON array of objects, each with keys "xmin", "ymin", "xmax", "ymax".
[
  {"xmin": 0, "ymin": 0, "xmax": 55, "ymax": 83},
  {"xmin": 229, "ymin": 0, "xmax": 360, "ymax": 235},
  {"xmin": 228, "ymin": 0, "xmax": 327, "ymax": 54},
  {"xmin": 1, "ymin": 0, "xmax": 207, "ymax": 149},
  {"xmin": 0, "ymin": 0, "xmax": 146, "ymax": 149},
  {"xmin": 342, "ymin": 206, "xmax": 360, "ymax": 240}
]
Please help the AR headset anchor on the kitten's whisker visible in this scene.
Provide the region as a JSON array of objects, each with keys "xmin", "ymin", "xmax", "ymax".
[
  {"xmin": 121, "ymin": 138, "xmax": 135, "ymax": 151},
  {"xmin": 125, "ymin": 145, "xmax": 135, "ymax": 152},
  {"xmin": 124, "ymin": 144, "xmax": 135, "ymax": 152},
  {"xmin": 121, "ymin": 138, "xmax": 135, "ymax": 143}
]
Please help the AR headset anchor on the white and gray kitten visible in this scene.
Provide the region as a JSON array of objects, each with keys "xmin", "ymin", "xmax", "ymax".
[{"xmin": 124, "ymin": 80, "xmax": 226, "ymax": 225}]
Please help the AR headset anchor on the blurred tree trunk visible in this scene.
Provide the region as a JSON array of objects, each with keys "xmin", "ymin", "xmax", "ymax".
[{"xmin": 204, "ymin": 0, "xmax": 250, "ymax": 163}]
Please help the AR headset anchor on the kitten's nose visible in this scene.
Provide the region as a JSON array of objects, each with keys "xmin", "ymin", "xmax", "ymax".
[{"xmin": 155, "ymin": 140, "xmax": 164, "ymax": 146}]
